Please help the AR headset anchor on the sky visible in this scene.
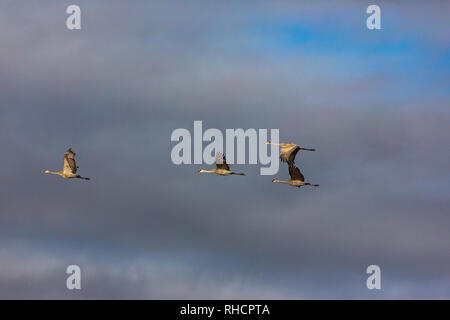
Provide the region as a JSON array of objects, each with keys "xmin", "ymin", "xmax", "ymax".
[{"xmin": 0, "ymin": 0, "xmax": 449, "ymax": 299}]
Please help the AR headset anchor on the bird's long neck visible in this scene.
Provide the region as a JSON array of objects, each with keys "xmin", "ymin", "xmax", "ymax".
[
  {"xmin": 266, "ymin": 142, "xmax": 280, "ymax": 146},
  {"xmin": 44, "ymin": 170, "xmax": 62, "ymax": 176},
  {"xmin": 272, "ymin": 179, "xmax": 288, "ymax": 184},
  {"xmin": 199, "ymin": 169, "xmax": 215, "ymax": 174}
]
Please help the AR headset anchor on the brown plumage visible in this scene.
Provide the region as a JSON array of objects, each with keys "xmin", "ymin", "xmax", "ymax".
[
  {"xmin": 197, "ymin": 153, "xmax": 245, "ymax": 176},
  {"xmin": 42, "ymin": 148, "xmax": 90, "ymax": 180},
  {"xmin": 272, "ymin": 163, "xmax": 319, "ymax": 188},
  {"xmin": 265, "ymin": 142, "xmax": 315, "ymax": 165}
]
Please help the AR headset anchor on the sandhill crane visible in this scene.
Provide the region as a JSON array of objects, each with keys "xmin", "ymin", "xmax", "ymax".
[
  {"xmin": 42, "ymin": 148, "xmax": 91, "ymax": 180},
  {"xmin": 197, "ymin": 153, "xmax": 245, "ymax": 176},
  {"xmin": 265, "ymin": 141, "xmax": 315, "ymax": 165},
  {"xmin": 272, "ymin": 164, "xmax": 319, "ymax": 188}
]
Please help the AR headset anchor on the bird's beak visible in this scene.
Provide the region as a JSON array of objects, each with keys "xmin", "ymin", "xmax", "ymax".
[{"xmin": 265, "ymin": 142, "xmax": 270, "ymax": 145}]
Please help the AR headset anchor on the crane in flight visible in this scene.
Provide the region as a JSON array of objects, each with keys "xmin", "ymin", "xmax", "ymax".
[
  {"xmin": 42, "ymin": 148, "xmax": 91, "ymax": 180},
  {"xmin": 197, "ymin": 153, "xmax": 245, "ymax": 176},
  {"xmin": 265, "ymin": 141, "xmax": 315, "ymax": 165},
  {"xmin": 272, "ymin": 163, "xmax": 319, "ymax": 188}
]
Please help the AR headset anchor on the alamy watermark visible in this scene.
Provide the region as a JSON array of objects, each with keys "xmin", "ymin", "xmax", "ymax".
[
  {"xmin": 366, "ymin": 5, "xmax": 381, "ymax": 30},
  {"xmin": 66, "ymin": 5, "xmax": 81, "ymax": 30},
  {"xmin": 171, "ymin": 121, "xmax": 280, "ymax": 175},
  {"xmin": 66, "ymin": 265, "xmax": 81, "ymax": 290},
  {"xmin": 366, "ymin": 265, "xmax": 381, "ymax": 290}
]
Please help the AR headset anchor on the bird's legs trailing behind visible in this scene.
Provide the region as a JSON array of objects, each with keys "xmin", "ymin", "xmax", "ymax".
[
  {"xmin": 304, "ymin": 182, "xmax": 319, "ymax": 187},
  {"xmin": 299, "ymin": 147, "xmax": 316, "ymax": 151},
  {"xmin": 265, "ymin": 141, "xmax": 315, "ymax": 152}
]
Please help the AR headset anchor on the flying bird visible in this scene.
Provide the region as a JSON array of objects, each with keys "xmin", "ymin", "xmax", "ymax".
[
  {"xmin": 197, "ymin": 153, "xmax": 245, "ymax": 176},
  {"xmin": 42, "ymin": 148, "xmax": 91, "ymax": 180},
  {"xmin": 265, "ymin": 141, "xmax": 315, "ymax": 165},
  {"xmin": 272, "ymin": 163, "xmax": 319, "ymax": 188}
]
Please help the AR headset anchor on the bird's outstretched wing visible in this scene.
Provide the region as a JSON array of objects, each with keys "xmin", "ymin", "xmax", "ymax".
[
  {"xmin": 215, "ymin": 153, "xmax": 230, "ymax": 170},
  {"xmin": 280, "ymin": 144, "xmax": 300, "ymax": 164},
  {"xmin": 62, "ymin": 148, "xmax": 77, "ymax": 174},
  {"xmin": 288, "ymin": 164, "xmax": 304, "ymax": 181}
]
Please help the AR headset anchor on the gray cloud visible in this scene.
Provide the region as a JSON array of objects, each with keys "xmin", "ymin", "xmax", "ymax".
[{"xmin": 0, "ymin": 0, "xmax": 449, "ymax": 299}]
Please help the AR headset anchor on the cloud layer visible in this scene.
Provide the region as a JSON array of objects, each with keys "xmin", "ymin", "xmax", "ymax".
[{"xmin": 0, "ymin": 0, "xmax": 449, "ymax": 299}]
